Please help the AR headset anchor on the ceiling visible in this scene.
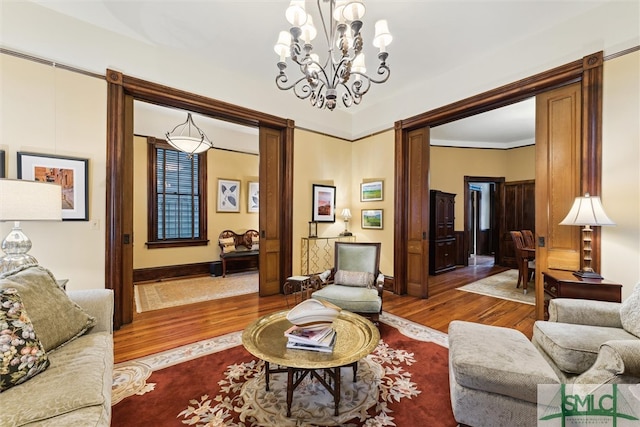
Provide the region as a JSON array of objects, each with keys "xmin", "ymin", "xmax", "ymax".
[{"xmin": 6, "ymin": 1, "xmax": 638, "ymax": 147}]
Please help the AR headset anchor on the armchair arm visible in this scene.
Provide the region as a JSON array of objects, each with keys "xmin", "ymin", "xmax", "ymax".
[
  {"xmin": 575, "ymin": 340, "xmax": 640, "ymax": 385},
  {"xmin": 375, "ymin": 273, "xmax": 385, "ymax": 296},
  {"xmin": 549, "ymin": 298, "xmax": 622, "ymax": 328}
]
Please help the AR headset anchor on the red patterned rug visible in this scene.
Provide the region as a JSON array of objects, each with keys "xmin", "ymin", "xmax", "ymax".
[{"xmin": 112, "ymin": 313, "xmax": 456, "ymax": 426}]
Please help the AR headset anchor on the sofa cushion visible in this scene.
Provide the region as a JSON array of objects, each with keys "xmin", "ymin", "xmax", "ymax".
[
  {"xmin": 0, "ymin": 331, "xmax": 113, "ymax": 426},
  {"xmin": 0, "ymin": 265, "xmax": 96, "ymax": 352},
  {"xmin": 533, "ymin": 321, "xmax": 637, "ymax": 374},
  {"xmin": 620, "ymin": 283, "xmax": 640, "ymax": 338},
  {"xmin": 448, "ymin": 321, "xmax": 559, "ymax": 404},
  {"xmin": 312, "ymin": 285, "xmax": 381, "ymax": 313},
  {"xmin": 333, "ymin": 270, "xmax": 374, "ymax": 288},
  {"xmin": 0, "ymin": 288, "xmax": 50, "ymax": 392}
]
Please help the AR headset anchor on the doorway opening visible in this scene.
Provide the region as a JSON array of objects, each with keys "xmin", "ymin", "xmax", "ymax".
[{"xmin": 464, "ymin": 176, "xmax": 504, "ymax": 268}]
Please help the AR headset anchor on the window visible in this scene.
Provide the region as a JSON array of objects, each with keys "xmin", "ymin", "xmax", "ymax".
[{"xmin": 147, "ymin": 138, "xmax": 208, "ymax": 248}]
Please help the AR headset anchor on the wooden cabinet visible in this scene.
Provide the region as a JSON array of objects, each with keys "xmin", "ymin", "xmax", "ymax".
[
  {"xmin": 429, "ymin": 190, "xmax": 456, "ymax": 275},
  {"xmin": 542, "ymin": 269, "xmax": 622, "ymax": 320}
]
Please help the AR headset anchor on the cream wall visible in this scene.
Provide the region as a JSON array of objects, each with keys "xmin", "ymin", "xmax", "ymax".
[
  {"xmin": 132, "ymin": 136, "xmax": 259, "ymax": 269},
  {"xmin": 0, "ymin": 55, "xmax": 106, "ymax": 290},
  {"xmin": 601, "ymin": 50, "xmax": 640, "ymax": 300},
  {"xmin": 431, "ymin": 146, "xmax": 535, "ymax": 230}
]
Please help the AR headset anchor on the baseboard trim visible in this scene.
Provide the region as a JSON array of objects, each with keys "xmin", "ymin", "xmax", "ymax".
[{"xmin": 133, "ymin": 262, "xmax": 214, "ymax": 283}]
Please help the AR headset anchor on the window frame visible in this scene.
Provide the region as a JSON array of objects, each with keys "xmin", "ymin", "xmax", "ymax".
[{"xmin": 146, "ymin": 137, "xmax": 208, "ymax": 249}]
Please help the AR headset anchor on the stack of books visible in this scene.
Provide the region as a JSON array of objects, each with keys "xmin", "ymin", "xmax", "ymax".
[{"xmin": 284, "ymin": 325, "xmax": 336, "ymax": 352}]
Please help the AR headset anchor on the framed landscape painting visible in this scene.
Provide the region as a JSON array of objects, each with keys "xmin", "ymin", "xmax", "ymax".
[
  {"xmin": 17, "ymin": 152, "xmax": 89, "ymax": 220},
  {"xmin": 312, "ymin": 184, "xmax": 336, "ymax": 223},
  {"xmin": 361, "ymin": 180, "xmax": 383, "ymax": 202},
  {"xmin": 217, "ymin": 178, "xmax": 241, "ymax": 212},
  {"xmin": 362, "ymin": 209, "xmax": 383, "ymax": 229}
]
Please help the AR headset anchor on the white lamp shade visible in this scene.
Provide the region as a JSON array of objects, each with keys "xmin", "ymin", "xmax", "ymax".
[
  {"xmin": 373, "ymin": 19, "xmax": 392, "ymax": 49},
  {"xmin": 352, "ymin": 53, "xmax": 366, "ymax": 74},
  {"xmin": 0, "ymin": 179, "xmax": 62, "ymax": 221},
  {"xmin": 342, "ymin": 1, "xmax": 366, "ymax": 21},
  {"xmin": 341, "ymin": 208, "xmax": 352, "ymax": 219},
  {"xmin": 285, "ymin": 0, "xmax": 307, "ymax": 26},
  {"xmin": 333, "ymin": 0, "xmax": 347, "ymax": 22},
  {"xmin": 300, "ymin": 15, "xmax": 317, "ymax": 43},
  {"xmin": 274, "ymin": 31, "xmax": 292, "ymax": 59},
  {"xmin": 307, "ymin": 53, "xmax": 321, "ymax": 74},
  {"xmin": 559, "ymin": 193, "xmax": 615, "ymax": 226}
]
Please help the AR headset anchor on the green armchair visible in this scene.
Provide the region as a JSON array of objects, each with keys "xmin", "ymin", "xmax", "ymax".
[{"xmin": 311, "ymin": 242, "xmax": 384, "ymax": 323}]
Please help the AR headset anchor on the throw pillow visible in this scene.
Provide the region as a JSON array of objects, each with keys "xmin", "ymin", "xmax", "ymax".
[
  {"xmin": 0, "ymin": 265, "xmax": 96, "ymax": 352},
  {"xmin": 620, "ymin": 282, "xmax": 640, "ymax": 338},
  {"xmin": 0, "ymin": 288, "xmax": 50, "ymax": 392},
  {"xmin": 333, "ymin": 270, "xmax": 374, "ymax": 288},
  {"xmin": 251, "ymin": 235, "xmax": 259, "ymax": 251},
  {"xmin": 219, "ymin": 237, "xmax": 236, "ymax": 254}
]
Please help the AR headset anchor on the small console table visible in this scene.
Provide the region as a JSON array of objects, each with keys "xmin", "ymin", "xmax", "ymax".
[
  {"xmin": 301, "ymin": 235, "xmax": 356, "ymax": 275},
  {"xmin": 542, "ymin": 269, "xmax": 622, "ymax": 319}
]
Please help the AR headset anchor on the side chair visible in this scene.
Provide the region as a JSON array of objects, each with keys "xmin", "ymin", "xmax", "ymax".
[
  {"xmin": 311, "ymin": 242, "xmax": 384, "ymax": 324},
  {"xmin": 510, "ymin": 231, "xmax": 535, "ymax": 294}
]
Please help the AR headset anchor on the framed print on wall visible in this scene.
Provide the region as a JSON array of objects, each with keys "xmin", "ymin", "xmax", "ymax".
[
  {"xmin": 247, "ymin": 181, "xmax": 259, "ymax": 213},
  {"xmin": 217, "ymin": 178, "xmax": 241, "ymax": 212},
  {"xmin": 362, "ymin": 209, "xmax": 383, "ymax": 229},
  {"xmin": 17, "ymin": 152, "xmax": 89, "ymax": 221},
  {"xmin": 312, "ymin": 184, "xmax": 336, "ymax": 222},
  {"xmin": 360, "ymin": 180, "xmax": 383, "ymax": 202}
]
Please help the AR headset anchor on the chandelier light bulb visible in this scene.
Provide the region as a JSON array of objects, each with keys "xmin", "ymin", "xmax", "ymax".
[{"xmin": 285, "ymin": 0, "xmax": 307, "ymax": 27}]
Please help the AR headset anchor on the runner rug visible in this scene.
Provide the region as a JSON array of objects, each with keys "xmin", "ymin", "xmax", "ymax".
[
  {"xmin": 457, "ymin": 269, "xmax": 535, "ymax": 305},
  {"xmin": 112, "ymin": 312, "xmax": 455, "ymax": 427},
  {"xmin": 134, "ymin": 271, "xmax": 259, "ymax": 313}
]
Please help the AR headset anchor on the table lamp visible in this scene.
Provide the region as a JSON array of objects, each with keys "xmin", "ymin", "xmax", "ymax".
[
  {"xmin": 559, "ymin": 193, "xmax": 615, "ymax": 279},
  {"xmin": 0, "ymin": 179, "xmax": 63, "ymax": 274},
  {"xmin": 340, "ymin": 208, "xmax": 352, "ymax": 236}
]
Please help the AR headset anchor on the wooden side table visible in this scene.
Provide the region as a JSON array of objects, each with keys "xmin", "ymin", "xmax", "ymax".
[{"xmin": 542, "ymin": 270, "xmax": 622, "ymax": 319}]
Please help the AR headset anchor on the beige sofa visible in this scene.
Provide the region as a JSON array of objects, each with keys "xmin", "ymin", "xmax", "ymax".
[{"xmin": 0, "ymin": 266, "xmax": 113, "ymax": 426}]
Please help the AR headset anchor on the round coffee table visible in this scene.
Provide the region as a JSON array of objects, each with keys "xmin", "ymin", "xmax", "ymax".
[{"xmin": 242, "ymin": 310, "xmax": 379, "ymax": 416}]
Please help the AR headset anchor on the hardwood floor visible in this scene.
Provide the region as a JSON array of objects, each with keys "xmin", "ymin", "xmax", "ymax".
[{"xmin": 114, "ymin": 264, "xmax": 536, "ymax": 364}]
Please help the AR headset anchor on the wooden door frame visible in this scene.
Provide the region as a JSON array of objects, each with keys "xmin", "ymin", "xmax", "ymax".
[
  {"xmin": 464, "ymin": 176, "xmax": 504, "ymax": 265},
  {"xmin": 394, "ymin": 52, "xmax": 603, "ymax": 297},
  {"xmin": 105, "ymin": 70, "xmax": 293, "ymax": 329}
]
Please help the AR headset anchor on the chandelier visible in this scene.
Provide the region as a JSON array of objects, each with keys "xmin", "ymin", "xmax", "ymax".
[
  {"xmin": 165, "ymin": 113, "xmax": 214, "ymax": 157},
  {"xmin": 274, "ymin": 0, "xmax": 392, "ymax": 111}
]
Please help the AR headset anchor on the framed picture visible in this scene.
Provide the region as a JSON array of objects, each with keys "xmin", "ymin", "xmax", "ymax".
[
  {"xmin": 312, "ymin": 184, "xmax": 336, "ymax": 222},
  {"xmin": 247, "ymin": 181, "xmax": 259, "ymax": 213},
  {"xmin": 362, "ymin": 209, "xmax": 383, "ymax": 229},
  {"xmin": 17, "ymin": 152, "xmax": 89, "ymax": 221},
  {"xmin": 217, "ymin": 178, "xmax": 241, "ymax": 212},
  {"xmin": 0, "ymin": 150, "xmax": 5, "ymax": 178},
  {"xmin": 361, "ymin": 180, "xmax": 383, "ymax": 202}
]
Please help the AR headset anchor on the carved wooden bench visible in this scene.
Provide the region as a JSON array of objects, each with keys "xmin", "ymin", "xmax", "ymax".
[{"xmin": 218, "ymin": 229, "xmax": 259, "ymax": 277}]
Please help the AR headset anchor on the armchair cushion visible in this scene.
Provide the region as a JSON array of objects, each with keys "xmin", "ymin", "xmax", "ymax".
[
  {"xmin": 333, "ymin": 270, "xmax": 374, "ymax": 288},
  {"xmin": 533, "ymin": 322, "xmax": 636, "ymax": 374},
  {"xmin": 312, "ymin": 285, "xmax": 381, "ymax": 314},
  {"xmin": 620, "ymin": 283, "xmax": 640, "ymax": 338}
]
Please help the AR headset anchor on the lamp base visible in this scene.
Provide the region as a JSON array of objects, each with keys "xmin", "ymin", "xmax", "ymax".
[{"xmin": 573, "ymin": 269, "xmax": 604, "ymax": 280}]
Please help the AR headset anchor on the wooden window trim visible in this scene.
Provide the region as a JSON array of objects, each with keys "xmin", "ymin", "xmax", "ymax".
[{"xmin": 146, "ymin": 137, "xmax": 208, "ymax": 248}]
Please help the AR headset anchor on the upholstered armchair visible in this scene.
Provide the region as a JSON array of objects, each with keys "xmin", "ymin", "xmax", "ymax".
[
  {"xmin": 533, "ymin": 283, "xmax": 640, "ymax": 383},
  {"xmin": 311, "ymin": 242, "xmax": 384, "ymax": 323}
]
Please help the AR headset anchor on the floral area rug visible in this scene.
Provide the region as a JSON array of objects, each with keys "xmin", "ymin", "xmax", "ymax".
[
  {"xmin": 111, "ymin": 312, "xmax": 455, "ymax": 426},
  {"xmin": 457, "ymin": 268, "xmax": 535, "ymax": 305}
]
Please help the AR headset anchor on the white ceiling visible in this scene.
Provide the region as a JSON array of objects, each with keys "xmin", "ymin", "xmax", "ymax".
[{"xmin": 4, "ymin": 1, "xmax": 638, "ymax": 148}]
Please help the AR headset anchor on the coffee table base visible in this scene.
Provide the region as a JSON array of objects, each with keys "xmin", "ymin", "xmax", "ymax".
[{"xmin": 265, "ymin": 361, "xmax": 358, "ymax": 417}]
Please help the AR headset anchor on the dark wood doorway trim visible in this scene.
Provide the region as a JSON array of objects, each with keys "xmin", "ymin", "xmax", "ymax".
[
  {"xmin": 105, "ymin": 70, "xmax": 293, "ymax": 329},
  {"xmin": 464, "ymin": 176, "xmax": 504, "ymax": 267},
  {"xmin": 393, "ymin": 52, "xmax": 603, "ymax": 298}
]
